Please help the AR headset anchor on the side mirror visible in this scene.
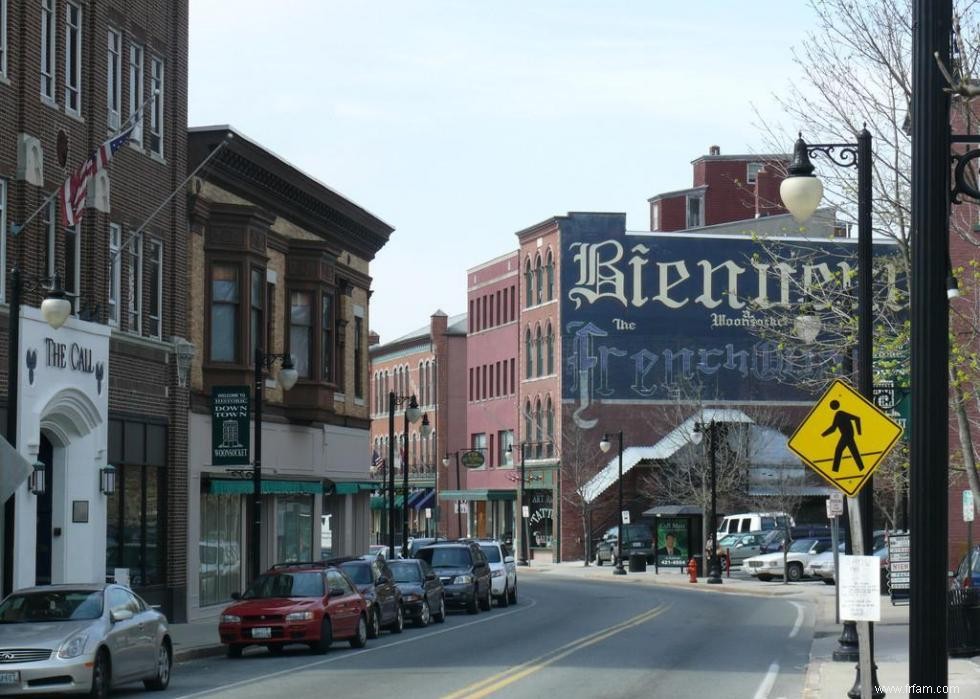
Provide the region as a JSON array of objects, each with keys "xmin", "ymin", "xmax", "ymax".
[
  {"xmin": 110, "ymin": 608, "xmax": 134, "ymax": 623},
  {"xmin": 329, "ymin": 587, "xmax": 347, "ymax": 597},
  {"xmin": 230, "ymin": 592, "xmax": 242, "ymax": 601},
  {"xmin": 504, "ymin": 556, "xmax": 515, "ymax": 564}
]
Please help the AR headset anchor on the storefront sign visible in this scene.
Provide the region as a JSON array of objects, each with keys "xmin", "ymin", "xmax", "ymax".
[
  {"xmin": 656, "ymin": 517, "xmax": 688, "ymax": 568},
  {"xmin": 460, "ymin": 450, "xmax": 485, "ymax": 469},
  {"xmin": 211, "ymin": 386, "xmax": 251, "ymax": 466}
]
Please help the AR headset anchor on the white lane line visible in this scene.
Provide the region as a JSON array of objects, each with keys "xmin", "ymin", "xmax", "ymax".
[
  {"xmin": 171, "ymin": 597, "xmax": 538, "ymax": 699},
  {"xmin": 788, "ymin": 601, "xmax": 806, "ymax": 638},
  {"xmin": 752, "ymin": 661, "xmax": 780, "ymax": 699}
]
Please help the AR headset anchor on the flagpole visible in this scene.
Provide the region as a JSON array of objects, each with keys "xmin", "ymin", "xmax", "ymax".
[{"xmin": 8, "ymin": 90, "xmax": 159, "ymax": 237}]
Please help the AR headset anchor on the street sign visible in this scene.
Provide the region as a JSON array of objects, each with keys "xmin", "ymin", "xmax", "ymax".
[
  {"xmin": 889, "ymin": 534, "xmax": 910, "ymax": 598},
  {"xmin": 787, "ymin": 379, "xmax": 904, "ymax": 497},
  {"xmin": 827, "ymin": 492, "xmax": 844, "ymax": 518},
  {"xmin": 965, "ymin": 490, "xmax": 975, "ymax": 523},
  {"xmin": 211, "ymin": 386, "xmax": 251, "ymax": 466},
  {"xmin": 622, "ymin": 510, "xmax": 631, "ymax": 525},
  {"xmin": 522, "ymin": 505, "xmax": 530, "ymax": 518},
  {"xmin": 425, "ymin": 508, "xmax": 432, "ymax": 520}
]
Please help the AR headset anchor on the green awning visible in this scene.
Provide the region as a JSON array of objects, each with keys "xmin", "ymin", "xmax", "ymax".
[
  {"xmin": 370, "ymin": 495, "xmax": 406, "ymax": 510},
  {"xmin": 438, "ymin": 489, "xmax": 516, "ymax": 502},
  {"xmin": 333, "ymin": 481, "xmax": 380, "ymax": 495},
  {"xmin": 209, "ymin": 479, "xmax": 325, "ymax": 495}
]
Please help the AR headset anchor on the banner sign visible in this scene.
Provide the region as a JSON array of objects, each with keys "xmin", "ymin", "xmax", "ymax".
[
  {"xmin": 558, "ymin": 213, "xmax": 904, "ymax": 424},
  {"xmin": 656, "ymin": 517, "xmax": 688, "ymax": 568},
  {"xmin": 211, "ymin": 386, "xmax": 251, "ymax": 466}
]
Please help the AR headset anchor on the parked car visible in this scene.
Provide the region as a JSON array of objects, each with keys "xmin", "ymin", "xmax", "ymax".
[
  {"xmin": 387, "ymin": 559, "xmax": 446, "ymax": 627},
  {"xmin": 367, "ymin": 544, "xmax": 402, "ymax": 560},
  {"xmin": 716, "ymin": 532, "xmax": 767, "ymax": 567},
  {"xmin": 416, "ymin": 541, "xmax": 492, "ymax": 614},
  {"xmin": 807, "ymin": 544, "xmax": 888, "ymax": 593},
  {"xmin": 219, "ymin": 563, "xmax": 368, "ymax": 658},
  {"xmin": 332, "ymin": 557, "xmax": 404, "ymax": 638},
  {"xmin": 0, "ymin": 584, "xmax": 171, "ymax": 697},
  {"xmin": 408, "ymin": 537, "xmax": 450, "ymax": 557},
  {"xmin": 476, "ymin": 539, "xmax": 518, "ymax": 606},
  {"xmin": 744, "ymin": 537, "xmax": 833, "ymax": 582},
  {"xmin": 595, "ymin": 523, "xmax": 655, "ymax": 566},
  {"xmin": 716, "ymin": 512, "xmax": 794, "ymax": 540},
  {"xmin": 950, "ymin": 545, "xmax": 980, "ymax": 590}
]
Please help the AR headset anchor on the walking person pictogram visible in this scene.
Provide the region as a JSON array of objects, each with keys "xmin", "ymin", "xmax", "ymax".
[{"xmin": 821, "ymin": 400, "xmax": 864, "ymax": 472}]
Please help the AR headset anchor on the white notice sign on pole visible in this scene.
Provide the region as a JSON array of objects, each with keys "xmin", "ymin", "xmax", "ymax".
[
  {"xmin": 622, "ymin": 510, "xmax": 631, "ymax": 525},
  {"xmin": 838, "ymin": 555, "xmax": 881, "ymax": 622},
  {"xmin": 964, "ymin": 490, "xmax": 975, "ymax": 523}
]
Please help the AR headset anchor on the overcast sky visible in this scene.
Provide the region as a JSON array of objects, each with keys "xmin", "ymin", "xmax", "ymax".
[{"xmin": 189, "ymin": 1, "xmax": 814, "ymax": 341}]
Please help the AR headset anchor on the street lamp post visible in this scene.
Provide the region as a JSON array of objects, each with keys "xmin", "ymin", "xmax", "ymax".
[
  {"xmin": 504, "ymin": 442, "xmax": 534, "ymax": 567},
  {"xmin": 442, "ymin": 452, "xmax": 464, "ymax": 538},
  {"xmin": 402, "ymin": 412, "xmax": 431, "ymax": 558},
  {"xmin": 251, "ymin": 348, "xmax": 298, "ymax": 582},
  {"xmin": 389, "ymin": 393, "xmax": 420, "ymax": 560},
  {"xmin": 599, "ymin": 431, "xmax": 627, "ymax": 576},
  {"xmin": 691, "ymin": 422, "xmax": 722, "ymax": 584}
]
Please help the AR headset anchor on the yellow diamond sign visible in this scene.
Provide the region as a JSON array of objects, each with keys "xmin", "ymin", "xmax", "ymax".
[{"xmin": 787, "ymin": 378, "xmax": 904, "ymax": 497}]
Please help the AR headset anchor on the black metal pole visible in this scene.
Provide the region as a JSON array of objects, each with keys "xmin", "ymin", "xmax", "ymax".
[
  {"xmin": 433, "ymin": 448, "xmax": 439, "ymax": 537},
  {"xmin": 519, "ymin": 444, "xmax": 529, "ymax": 566},
  {"xmin": 252, "ymin": 347, "xmax": 264, "ymax": 583},
  {"xmin": 388, "ymin": 392, "xmax": 396, "ymax": 560},
  {"xmin": 910, "ymin": 0, "xmax": 951, "ymax": 688},
  {"xmin": 614, "ymin": 432, "xmax": 626, "ymax": 575},
  {"xmin": 455, "ymin": 451, "xmax": 462, "ymax": 538},
  {"xmin": 707, "ymin": 423, "xmax": 722, "ymax": 583},
  {"xmin": 3, "ymin": 269, "xmax": 21, "ymax": 598},
  {"xmin": 402, "ymin": 411, "xmax": 410, "ymax": 559}
]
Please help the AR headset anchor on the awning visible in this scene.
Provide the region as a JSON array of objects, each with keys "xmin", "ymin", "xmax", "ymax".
[
  {"xmin": 407, "ymin": 489, "xmax": 431, "ymax": 508},
  {"xmin": 333, "ymin": 481, "xmax": 380, "ymax": 495},
  {"xmin": 412, "ymin": 489, "xmax": 435, "ymax": 510},
  {"xmin": 208, "ymin": 479, "xmax": 325, "ymax": 495},
  {"xmin": 438, "ymin": 489, "xmax": 516, "ymax": 502},
  {"xmin": 370, "ymin": 495, "xmax": 406, "ymax": 510}
]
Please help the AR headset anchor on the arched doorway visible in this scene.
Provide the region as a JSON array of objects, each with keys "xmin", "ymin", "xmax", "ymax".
[{"xmin": 36, "ymin": 434, "xmax": 54, "ymax": 586}]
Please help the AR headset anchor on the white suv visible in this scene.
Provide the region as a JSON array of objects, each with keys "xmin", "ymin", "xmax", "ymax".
[{"xmin": 476, "ymin": 540, "xmax": 518, "ymax": 607}]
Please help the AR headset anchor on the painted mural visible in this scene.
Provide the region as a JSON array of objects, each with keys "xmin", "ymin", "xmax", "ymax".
[{"xmin": 558, "ymin": 213, "xmax": 903, "ymax": 427}]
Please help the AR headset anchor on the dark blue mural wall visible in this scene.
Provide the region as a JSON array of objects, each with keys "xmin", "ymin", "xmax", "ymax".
[{"xmin": 558, "ymin": 213, "xmax": 902, "ymax": 425}]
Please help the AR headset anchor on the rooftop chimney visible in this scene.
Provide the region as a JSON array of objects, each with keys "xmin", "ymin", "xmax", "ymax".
[{"xmin": 709, "ymin": 145, "xmax": 720, "ymax": 156}]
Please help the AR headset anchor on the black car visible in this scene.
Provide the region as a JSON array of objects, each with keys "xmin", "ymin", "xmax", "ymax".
[
  {"xmin": 388, "ymin": 558, "xmax": 446, "ymax": 627},
  {"xmin": 416, "ymin": 541, "xmax": 492, "ymax": 614},
  {"xmin": 332, "ymin": 557, "xmax": 404, "ymax": 638}
]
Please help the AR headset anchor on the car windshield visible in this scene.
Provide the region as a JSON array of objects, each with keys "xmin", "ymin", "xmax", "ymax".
[
  {"xmin": 622, "ymin": 524, "xmax": 651, "ymax": 543},
  {"xmin": 788, "ymin": 539, "xmax": 817, "ymax": 553},
  {"xmin": 0, "ymin": 590, "xmax": 104, "ymax": 623},
  {"xmin": 243, "ymin": 572, "xmax": 323, "ymax": 599},
  {"xmin": 389, "ymin": 562, "xmax": 422, "ymax": 583},
  {"xmin": 719, "ymin": 534, "xmax": 741, "ymax": 546},
  {"xmin": 339, "ymin": 563, "xmax": 373, "ymax": 585},
  {"xmin": 480, "ymin": 545, "xmax": 501, "ymax": 563},
  {"xmin": 418, "ymin": 547, "xmax": 472, "ymax": 568}
]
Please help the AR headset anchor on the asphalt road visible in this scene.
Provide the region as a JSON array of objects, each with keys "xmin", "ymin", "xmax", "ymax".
[{"xmin": 111, "ymin": 576, "xmax": 814, "ymax": 699}]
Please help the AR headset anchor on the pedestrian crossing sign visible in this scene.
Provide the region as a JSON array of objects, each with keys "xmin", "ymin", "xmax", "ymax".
[{"xmin": 787, "ymin": 379, "xmax": 904, "ymax": 497}]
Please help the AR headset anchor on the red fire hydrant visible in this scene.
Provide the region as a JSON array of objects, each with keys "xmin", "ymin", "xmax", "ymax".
[{"xmin": 687, "ymin": 557, "xmax": 698, "ymax": 583}]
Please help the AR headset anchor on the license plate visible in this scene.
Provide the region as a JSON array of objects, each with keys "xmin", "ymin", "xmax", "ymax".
[
  {"xmin": 0, "ymin": 671, "xmax": 18, "ymax": 685},
  {"xmin": 251, "ymin": 627, "xmax": 272, "ymax": 639},
  {"xmin": 632, "ymin": 542, "xmax": 643, "ymax": 548}
]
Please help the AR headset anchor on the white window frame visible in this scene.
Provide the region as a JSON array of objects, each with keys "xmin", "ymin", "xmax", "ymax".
[
  {"xmin": 128, "ymin": 232, "xmax": 143, "ymax": 333},
  {"xmin": 651, "ymin": 202, "xmax": 660, "ymax": 231},
  {"xmin": 747, "ymin": 162, "xmax": 763, "ymax": 185},
  {"xmin": 149, "ymin": 56, "xmax": 164, "ymax": 157},
  {"xmin": 0, "ymin": 0, "xmax": 8, "ymax": 80},
  {"xmin": 107, "ymin": 28, "xmax": 122, "ymax": 129},
  {"xmin": 129, "ymin": 44, "xmax": 144, "ymax": 146},
  {"xmin": 147, "ymin": 238, "xmax": 163, "ymax": 338},
  {"xmin": 64, "ymin": 2, "xmax": 82, "ymax": 115},
  {"xmin": 686, "ymin": 194, "xmax": 704, "ymax": 229},
  {"xmin": 0, "ymin": 179, "xmax": 6, "ymax": 304},
  {"xmin": 40, "ymin": 0, "xmax": 56, "ymax": 101},
  {"xmin": 108, "ymin": 223, "xmax": 121, "ymax": 326}
]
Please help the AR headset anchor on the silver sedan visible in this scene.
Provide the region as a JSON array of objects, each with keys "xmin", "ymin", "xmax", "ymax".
[{"xmin": 0, "ymin": 583, "xmax": 171, "ymax": 697}]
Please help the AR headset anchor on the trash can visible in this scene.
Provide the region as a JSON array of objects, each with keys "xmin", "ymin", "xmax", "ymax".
[
  {"xmin": 948, "ymin": 587, "xmax": 980, "ymax": 657},
  {"xmin": 629, "ymin": 552, "xmax": 647, "ymax": 573}
]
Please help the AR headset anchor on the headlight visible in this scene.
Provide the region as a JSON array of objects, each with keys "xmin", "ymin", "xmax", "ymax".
[
  {"xmin": 220, "ymin": 614, "xmax": 241, "ymax": 623},
  {"xmin": 285, "ymin": 611, "xmax": 314, "ymax": 622},
  {"xmin": 454, "ymin": 575, "xmax": 474, "ymax": 584},
  {"xmin": 58, "ymin": 633, "xmax": 89, "ymax": 659},
  {"xmin": 491, "ymin": 570, "xmax": 503, "ymax": 578}
]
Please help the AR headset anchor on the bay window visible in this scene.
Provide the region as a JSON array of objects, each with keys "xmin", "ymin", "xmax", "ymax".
[
  {"xmin": 210, "ymin": 264, "xmax": 238, "ymax": 362},
  {"xmin": 290, "ymin": 291, "xmax": 313, "ymax": 378}
]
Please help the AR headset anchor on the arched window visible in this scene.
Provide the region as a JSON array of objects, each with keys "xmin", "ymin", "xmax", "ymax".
[
  {"xmin": 546, "ymin": 250, "xmax": 554, "ymax": 301},
  {"xmin": 419, "ymin": 361, "xmax": 425, "ymax": 405},
  {"xmin": 430, "ymin": 359, "xmax": 437, "ymax": 406},
  {"xmin": 525, "ymin": 328, "xmax": 533, "ymax": 378},
  {"xmin": 535, "ymin": 325, "xmax": 543, "ymax": 376},
  {"xmin": 412, "ymin": 434, "xmax": 418, "ymax": 472},
  {"xmin": 546, "ymin": 323, "xmax": 554, "ymax": 375},
  {"xmin": 524, "ymin": 402, "xmax": 532, "ymax": 456},
  {"xmin": 546, "ymin": 397, "xmax": 554, "ymax": 456},
  {"xmin": 535, "ymin": 255, "xmax": 543, "ymax": 305},
  {"xmin": 534, "ymin": 399, "xmax": 543, "ymax": 458},
  {"xmin": 525, "ymin": 258, "xmax": 533, "ymax": 308}
]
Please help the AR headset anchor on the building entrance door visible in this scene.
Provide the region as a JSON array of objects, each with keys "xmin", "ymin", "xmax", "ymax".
[{"xmin": 35, "ymin": 435, "xmax": 54, "ymax": 586}]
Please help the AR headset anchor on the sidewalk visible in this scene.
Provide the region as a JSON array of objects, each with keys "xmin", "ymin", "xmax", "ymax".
[{"xmin": 169, "ymin": 617, "xmax": 225, "ymax": 663}]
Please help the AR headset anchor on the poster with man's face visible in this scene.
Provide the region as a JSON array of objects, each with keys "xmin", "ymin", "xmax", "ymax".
[{"xmin": 657, "ymin": 518, "xmax": 688, "ymax": 567}]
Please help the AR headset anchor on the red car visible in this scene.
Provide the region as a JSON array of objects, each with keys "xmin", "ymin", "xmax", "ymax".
[{"xmin": 218, "ymin": 564, "xmax": 369, "ymax": 657}]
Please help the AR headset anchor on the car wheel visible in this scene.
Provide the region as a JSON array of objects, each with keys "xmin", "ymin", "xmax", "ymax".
[
  {"xmin": 144, "ymin": 641, "xmax": 172, "ymax": 691},
  {"xmin": 417, "ymin": 599, "xmax": 431, "ymax": 627},
  {"xmin": 479, "ymin": 586, "xmax": 492, "ymax": 612},
  {"xmin": 349, "ymin": 614, "xmax": 368, "ymax": 648},
  {"xmin": 367, "ymin": 606, "xmax": 381, "ymax": 639},
  {"xmin": 787, "ymin": 563, "xmax": 804, "ymax": 582},
  {"xmin": 310, "ymin": 617, "xmax": 332, "ymax": 654},
  {"xmin": 498, "ymin": 586, "xmax": 510, "ymax": 608},
  {"xmin": 89, "ymin": 649, "xmax": 110, "ymax": 699},
  {"xmin": 433, "ymin": 595, "xmax": 447, "ymax": 623},
  {"xmin": 822, "ymin": 578, "xmax": 836, "ymax": 586},
  {"xmin": 467, "ymin": 588, "xmax": 480, "ymax": 614},
  {"xmin": 508, "ymin": 584, "xmax": 517, "ymax": 604},
  {"xmin": 390, "ymin": 604, "xmax": 404, "ymax": 634}
]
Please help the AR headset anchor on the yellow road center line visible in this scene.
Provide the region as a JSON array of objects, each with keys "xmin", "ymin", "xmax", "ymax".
[{"xmin": 440, "ymin": 604, "xmax": 670, "ymax": 699}]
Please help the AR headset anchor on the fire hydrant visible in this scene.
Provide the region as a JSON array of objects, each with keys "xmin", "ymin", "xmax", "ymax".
[{"xmin": 687, "ymin": 557, "xmax": 698, "ymax": 583}]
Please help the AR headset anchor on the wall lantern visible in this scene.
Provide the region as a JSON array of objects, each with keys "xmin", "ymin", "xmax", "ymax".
[
  {"xmin": 100, "ymin": 465, "xmax": 117, "ymax": 496},
  {"xmin": 29, "ymin": 462, "xmax": 46, "ymax": 496}
]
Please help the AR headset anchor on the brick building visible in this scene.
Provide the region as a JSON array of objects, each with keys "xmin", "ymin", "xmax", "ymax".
[
  {"xmin": 184, "ymin": 126, "xmax": 392, "ymax": 620},
  {"xmin": 1, "ymin": 1, "xmax": 189, "ymax": 617}
]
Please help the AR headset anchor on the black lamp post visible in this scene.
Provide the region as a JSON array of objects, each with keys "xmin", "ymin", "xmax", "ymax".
[
  {"xmin": 505, "ymin": 442, "xmax": 532, "ymax": 566},
  {"xmin": 442, "ymin": 451, "xmax": 464, "ymax": 538},
  {"xmin": 691, "ymin": 421, "xmax": 722, "ymax": 584},
  {"xmin": 402, "ymin": 412, "xmax": 431, "ymax": 558},
  {"xmin": 251, "ymin": 348, "xmax": 298, "ymax": 582},
  {"xmin": 599, "ymin": 431, "xmax": 627, "ymax": 576},
  {"xmin": 388, "ymin": 392, "xmax": 420, "ymax": 560}
]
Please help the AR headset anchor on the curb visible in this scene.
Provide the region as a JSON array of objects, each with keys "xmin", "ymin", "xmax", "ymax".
[{"xmin": 174, "ymin": 645, "xmax": 226, "ymax": 663}]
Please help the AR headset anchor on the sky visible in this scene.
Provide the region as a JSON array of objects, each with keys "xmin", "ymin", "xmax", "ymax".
[{"xmin": 188, "ymin": 1, "xmax": 815, "ymax": 341}]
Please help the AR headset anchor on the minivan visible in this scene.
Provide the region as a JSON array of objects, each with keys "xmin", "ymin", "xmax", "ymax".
[{"xmin": 716, "ymin": 512, "xmax": 794, "ymax": 539}]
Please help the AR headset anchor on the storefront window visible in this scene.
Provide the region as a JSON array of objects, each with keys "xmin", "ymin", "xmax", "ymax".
[
  {"xmin": 527, "ymin": 490, "xmax": 553, "ymax": 549},
  {"xmin": 276, "ymin": 495, "xmax": 313, "ymax": 564},
  {"xmin": 105, "ymin": 464, "xmax": 165, "ymax": 587},
  {"xmin": 199, "ymin": 493, "xmax": 242, "ymax": 607}
]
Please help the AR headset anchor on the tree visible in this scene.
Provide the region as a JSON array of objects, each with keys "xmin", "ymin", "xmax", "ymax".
[
  {"xmin": 747, "ymin": 463, "xmax": 808, "ymax": 584},
  {"xmin": 560, "ymin": 423, "xmax": 604, "ymax": 566}
]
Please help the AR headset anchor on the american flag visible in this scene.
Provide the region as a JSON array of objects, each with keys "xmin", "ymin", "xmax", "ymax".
[
  {"xmin": 372, "ymin": 450, "xmax": 385, "ymax": 474},
  {"xmin": 61, "ymin": 120, "xmax": 138, "ymax": 226}
]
